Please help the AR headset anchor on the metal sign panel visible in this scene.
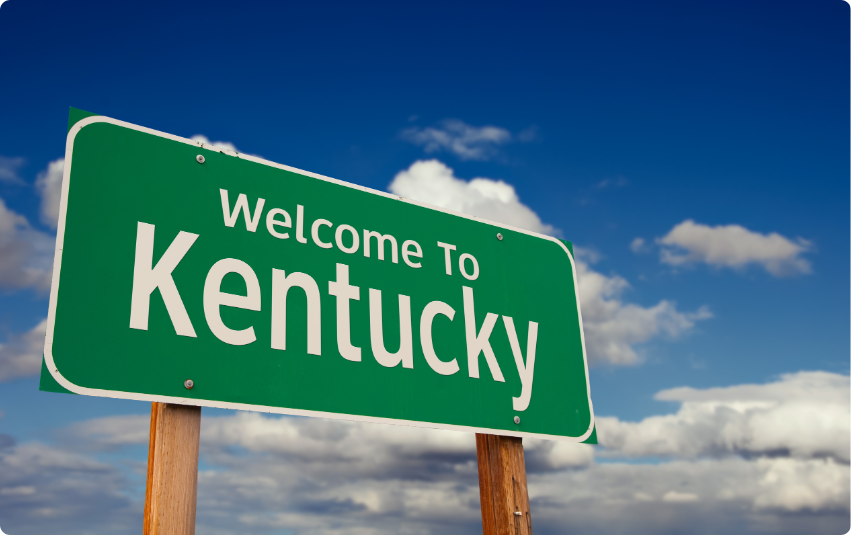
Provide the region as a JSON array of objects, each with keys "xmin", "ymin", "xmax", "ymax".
[{"xmin": 41, "ymin": 110, "xmax": 595, "ymax": 442}]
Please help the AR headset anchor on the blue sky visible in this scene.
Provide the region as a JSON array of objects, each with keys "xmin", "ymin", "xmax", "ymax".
[{"xmin": 0, "ymin": 1, "xmax": 848, "ymax": 534}]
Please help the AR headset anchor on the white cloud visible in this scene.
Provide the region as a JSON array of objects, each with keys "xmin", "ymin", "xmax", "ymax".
[
  {"xmin": 575, "ymin": 257, "xmax": 711, "ymax": 365},
  {"xmin": 0, "ymin": 440, "xmax": 138, "ymax": 534},
  {"xmin": 527, "ymin": 372, "xmax": 850, "ymax": 526},
  {"xmin": 530, "ymin": 457, "xmax": 848, "ymax": 533},
  {"xmin": 34, "ymin": 158, "xmax": 64, "ymax": 229},
  {"xmin": 657, "ymin": 220, "xmax": 812, "ymax": 276},
  {"xmin": 0, "ymin": 155, "xmax": 26, "ymax": 185},
  {"xmin": 9, "ymin": 369, "xmax": 849, "ymax": 534},
  {"xmin": 0, "ymin": 319, "xmax": 46, "ymax": 382},
  {"xmin": 0, "ymin": 485, "xmax": 36, "ymax": 495},
  {"xmin": 389, "ymin": 161, "xmax": 709, "ymax": 366},
  {"xmin": 389, "ymin": 159, "xmax": 558, "ymax": 235},
  {"xmin": 61, "ymin": 410, "xmax": 591, "ymax": 531},
  {"xmin": 630, "ymin": 237, "xmax": 648, "ymax": 253},
  {"xmin": 662, "ymin": 490, "xmax": 700, "ymax": 502},
  {"xmin": 71, "ymin": 411, "xmax": 593, "ymax": 474},
  {"xmin": 201, "ymin": 412, "xmax": 475, "ymax": 465},
  {"xmin": 524, "ymin": 438, "xmax": 595, "ymax": 470},
  {"xmin": 597, "ymin": 371, "xmax": 850, "ymax": 462},
  {"xmin": 0, "ymin": 196, "xmax": 54, "ymax": 293},
  {"xmin": 62, "ymin": 413, "xmax": 487, "ymax": 533},
  {"xmin": 65, "ymin": 415, "xmax": 150, "ymax": 448},
  {"xmin": 400, "ymin": 119, "xmax": 513, "ymax": 161},
  {"xmin": 752, "ymin": 457, "xmax": 849, "ymax": 512},
  {"xmin": 190, "ymin": 135, "xmax": 239, "ymax": 154}
]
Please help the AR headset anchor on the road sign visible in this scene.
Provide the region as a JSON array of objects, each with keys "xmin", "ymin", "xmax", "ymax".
[{"xmin": 41, "ymin": 109, "xmax": 595, "ymax": 442}]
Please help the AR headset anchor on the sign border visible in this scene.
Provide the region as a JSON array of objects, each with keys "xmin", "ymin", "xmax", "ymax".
[{"xmin": 43, "ymin": 115, "xmax": 595, "ymax": 442}]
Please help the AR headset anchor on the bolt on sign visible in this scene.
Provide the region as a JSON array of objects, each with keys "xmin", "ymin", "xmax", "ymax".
[{"xmin": 40, "ymin": 109, "xmax": 596, "ymax": 443}]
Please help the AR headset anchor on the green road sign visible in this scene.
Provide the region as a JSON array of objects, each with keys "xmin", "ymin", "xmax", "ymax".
[{"xmin": 41, "ymin": 109, "xmax": 595, "ymax": 442}]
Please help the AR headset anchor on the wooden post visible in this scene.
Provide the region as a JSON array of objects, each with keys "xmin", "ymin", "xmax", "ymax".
[
  {"xmin": 143, "ymin": 402, "xmax": 202, "ymax": 535},
  {"xmin": 476, "ymin": 433, "xmax": 532, "ymax": 535}
]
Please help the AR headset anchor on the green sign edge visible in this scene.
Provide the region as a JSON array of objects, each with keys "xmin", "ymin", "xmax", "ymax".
[{"xmin": 38, "ymin": 106, "xmax": 97, "ymax": 397}]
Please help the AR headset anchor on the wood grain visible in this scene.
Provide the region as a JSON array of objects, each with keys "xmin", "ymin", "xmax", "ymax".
[
  {"xmin": 476, "ymin": 433, "xmax": 532, "ymax": 535},
  {"xmin": 143, "ymin": 402, "xmax": 202, "ymax": 535}
]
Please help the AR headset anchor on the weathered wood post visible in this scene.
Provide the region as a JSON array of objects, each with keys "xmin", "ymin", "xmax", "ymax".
[
  {"xmin": 476, "ymin": 433, "xmax": 533, "ymax": 535},
  {"xmin": 143, "ymin": 402, "xmax": 202, "ymax": 535}
]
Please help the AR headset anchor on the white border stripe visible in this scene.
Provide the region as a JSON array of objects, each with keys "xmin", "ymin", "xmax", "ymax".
[{"xmin": 43, "ymin": 115, "xmax": 595, "ymax": 442}]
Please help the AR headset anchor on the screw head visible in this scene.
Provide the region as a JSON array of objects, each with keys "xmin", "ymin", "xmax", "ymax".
[
  {"xmin": 196, "ymin": 154, "xmax": 205, "ymax": 164},
  {"xmin": 184, "ymin": 379, "xmax": 194, "ymax": 390},
  {"xmin": 513, "ymin": 415, "xmax": 520, "ymax": 425},
  {"xmin": 497, "ymin": 233, "xmax": 503, "ymax": 241}
]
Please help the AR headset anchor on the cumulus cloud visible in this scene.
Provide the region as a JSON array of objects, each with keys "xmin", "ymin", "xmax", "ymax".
[
  {"xmin": 34, "ymin": 158, "xmax": 64, "ymax": 229},
  {"xmin": 657, "ymin": 220, "xmax": 813, "ymax": 276},
  {"xmin": 524, "ymin": 437, "xmax": 595, "ymax": 470},
  {"xmin": 629, "ymin": 237, "xmax": 649, "ymax": 253},
  {"xmin": 201, "ymin": 412, "xmax": 473, "ymax": 465},
  {"xmin": 527, "ymin": 371, "xmax": 850, "ymax": 530},
  {"xmin": 574, "ymin": 256, "xmax": 711, "ymax": 365},
  {"xmin": 196, "ymin": 449, "xmax": 847, "ymax": 534},
  {"xmin": 64, "ymin": 414, "xmax": 150, "ymax": 449},
  {"xmin": 197, "ymin": 421, "xmax": 479, "ymax": 534},
  {"xmin": 389, "ymin": 159, "xmax": 558, "ymax": 235},
  {"xmin": 0, "ymin": 319, "xmax": 46, "ymax": 382},
  {"xmin": 0, "ymin": 196, "xmax": 54, "ymax": 293},
  {"xmin": 193, "ymin": 416, "xmax": 593, "ymax": 533},
  {"xmin": 60, "ymin": 413, "xmax": 486, "ymax": 534},
  {"xmin": 54, "ymin": 412, "xmax": 592, "ymax": 534},
  {"xmin": 751, "ymin": 457, "xmax": 849, "ymax": 512},
  {"xmin": 597, "ymin": 371, "xmax": 849, "ymax": 462},
  {"xmin": 662, "ymin": 490, "xmax": 699, "ymax": 502},
  {"xmin": 0, "ymin": 155, "xmax": 26, "ymax": 185},
  {"xmin": 6, "ymin": 370, "xmax": 849, "ymax": 534},
  {"xmin": 389, "ymin": 162, "xmax": 709, "ymax": 366},
  {"xmin": 401, "ymin": 119, "xmax": 514, "ymax": 161},
  {"xmin": 0, "ymin": 440, "xmax": 139, "ymax": 535},
  {"xmin": 530, "ymin": 457, "xmax": 849, "ymax": 534},
  {"xmin": 14, "ymin": 373, "xmax": 851, "ymax": 532}
]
